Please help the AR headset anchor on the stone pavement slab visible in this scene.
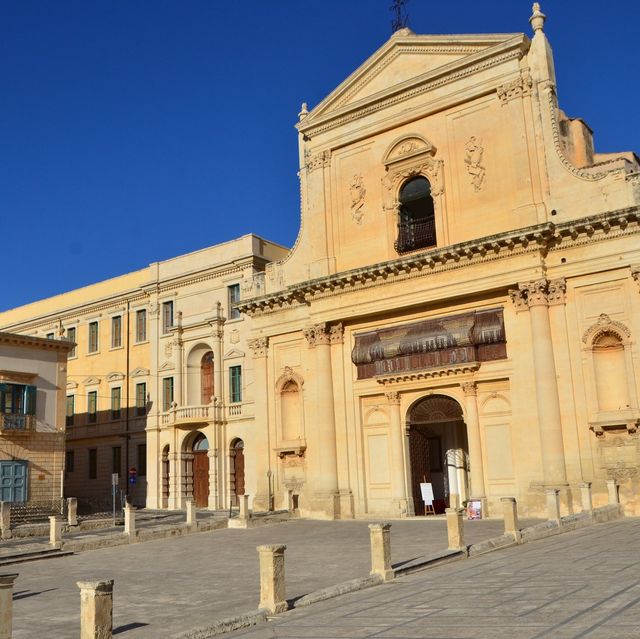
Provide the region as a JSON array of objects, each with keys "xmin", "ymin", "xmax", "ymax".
[
  {"xmin": 7, "ymin": 517, "xmax": 529, "ymax": 638},
  {"xmin": 227, "ymin": 518, "xmax": 640, "ymax": 639}
]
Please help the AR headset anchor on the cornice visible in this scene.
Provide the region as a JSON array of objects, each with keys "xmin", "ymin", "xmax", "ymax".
[
  {"xmin": 0, "ymin": 332, "xmax": 75, "ymax": 353},
  {"xmin": 238, "ymin": 206, "xmax": 640, "ymax": 316},
  {"xmin": 375, "ymin": 362, "xmax": 480, "ymax": 385}
]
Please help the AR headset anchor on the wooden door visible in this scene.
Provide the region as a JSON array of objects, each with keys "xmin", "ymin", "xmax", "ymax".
[
  {"xmin": 192, "ymin": 451, "xmax": 209, "ymax": 508},
  {"xmin": 201, "ymin": 352, "xmax": 214, "ymax": 405},
  {"xmin": 234, "ymin": 447, "xmax": 245, "ymax": 497}
]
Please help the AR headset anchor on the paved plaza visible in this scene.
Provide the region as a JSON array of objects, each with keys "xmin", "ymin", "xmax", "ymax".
[
  {"xmin": 230, "ymin": 518, "xmax": 640, "ymax": 639},
  {"xmin": 5, "ymin": 516, "xmax": 639, "ymax": 638}
]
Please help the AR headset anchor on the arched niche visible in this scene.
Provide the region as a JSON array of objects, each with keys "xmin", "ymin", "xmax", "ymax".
[{"xmin": 276, "ymin": 367, "xmax": 305, "ymax": 443}]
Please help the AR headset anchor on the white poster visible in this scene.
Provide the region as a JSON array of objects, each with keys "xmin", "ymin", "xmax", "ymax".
[{"xmin": 419, "ymin": 482, "xmax": 434, "ymax": 506}]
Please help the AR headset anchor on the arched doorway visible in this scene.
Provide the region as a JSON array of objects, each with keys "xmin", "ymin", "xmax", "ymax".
[
  {"xmin": 161, "ymin": 445, "xmax": 170, "ymax": 509},
  {"xmin": 201, "ymin": 351, "xmax": 214, "ymax": 405},
  {"xmin": 229, "ymin": 439, "xmax": 245, "ymax": 506},
  {"xmin": 408, "ymin": 395, "xmax": 469, "ymax": 514},
  {"xmin": 191, "ymin": 433, "xmax": 209, "ymax": 508}
]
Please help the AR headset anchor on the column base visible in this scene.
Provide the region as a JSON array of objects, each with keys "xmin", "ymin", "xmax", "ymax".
[
  {"xmin": 301, "ymin": 491, "xmax": 340, "ymax": 520},
  {"xmin": 338, "ymin": 490, "xmax": 355, "ymax": 519}
]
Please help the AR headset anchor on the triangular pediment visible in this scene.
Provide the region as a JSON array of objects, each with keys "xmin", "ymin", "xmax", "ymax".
[
  {"xmin": 224, "ymin": 348, "xmax": 245, "ymax": 359},
  {"xmin": 299, "ymin": 31, "xmax": 526, "ymax": 127}
]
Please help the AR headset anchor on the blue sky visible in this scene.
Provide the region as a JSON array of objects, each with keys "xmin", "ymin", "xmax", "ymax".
[{"xmin": 2, "ymin": 1, "xmax": 638, "ymax": 310}]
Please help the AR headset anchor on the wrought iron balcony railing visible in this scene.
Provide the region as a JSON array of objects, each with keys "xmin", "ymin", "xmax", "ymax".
[{"xmin": 394, "ymin": 217, "xmax": 436, "ymax": 254}]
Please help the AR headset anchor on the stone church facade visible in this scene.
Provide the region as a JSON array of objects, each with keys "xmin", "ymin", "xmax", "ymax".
[{"xmin": 239, "ymin": 6, "xmax": 640, "ymax": 519}]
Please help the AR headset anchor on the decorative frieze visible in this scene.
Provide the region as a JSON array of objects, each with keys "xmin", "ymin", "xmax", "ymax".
[{"xmin": 375, "ymin": 362, "xmax": 480, "ymax": 385}]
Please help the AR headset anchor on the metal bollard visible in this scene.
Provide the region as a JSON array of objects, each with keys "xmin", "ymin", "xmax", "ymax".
[
  {"xmin": 368, "ymin": 523, "xmax": 393, "ymax": 581},
  {"xmin": 257, "ymin": 545, "xmax": 287, "ymax": 614},
  {"xmin": 77, "ymin": 580, "xmax": 113, "ymax": 639}
]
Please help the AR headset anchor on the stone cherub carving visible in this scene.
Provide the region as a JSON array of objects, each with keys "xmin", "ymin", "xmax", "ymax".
[
  {"xmin": 464, "ymin": 136, "xmax": 486, "ymax": 191},
  {"xmin": 349, "ymin": 173, "xmax": 366, "ymax": 224}
]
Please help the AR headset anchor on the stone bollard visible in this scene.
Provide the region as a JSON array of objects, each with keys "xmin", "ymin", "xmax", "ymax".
[
  {"xmin": 286, "ymin": 490, "xmax": 294, "ymax": 513},
  {"xmin": 368, "ymin": 523, "xmax": 393, "ymax": 582},
  {"xmin": 546, "ymin": 489, "xmax": 561, "ymax": 523},
  {"xmin": 124, "ymin": 504, "xmax": 136, "ymax": 540},
  {"xmin": 239, "ymin": 495, "xmax": 250, "ymax": 521},
  {"xmin": 257, "ymin": 545, "xmax": 287, "ymax": 614},
  {"xmin": 445, "ymin": 508, "xmax": 465, "ymax": 551},
  {"xmin": 606, "ymin": 479, "xmax": 619, "ymax": 505},
  {"xmin": 49, "ymin": 516, "xmax": 62, "ymax": 548},
  {"xmin": 67, "ymin": 497, "xmax": 78, "ymax": 527},
  {"xmin": 0, "ymin": 504, "xmax": 11, "ymax": 541},
  {"xmin": 77, "ymin": 580, "xmax": 113, "ymax": 639},
  {"xmin": 0, "ymin": 573, "xmax": 18, "ymax": 639},
  {"xmin": 501, "ymin": 497, "xmax": 521, "ymax": 542},
  {"xmin": 580, "ymin": 482, "xmax": 593, "ymax": 514},
  {"xmin": 185, "ymin": 500, "xmax": 197, "ymax": 530}
]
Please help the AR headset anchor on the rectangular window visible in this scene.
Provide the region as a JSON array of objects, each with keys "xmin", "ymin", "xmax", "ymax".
[
  {"xmin": 162, "ymin": 377, "xmax": 174, "ymax": 412},
  {"xmin": 111, "ymin": 316, "xmax": 122, "ymax": 348},
  {"xmin": 112, "ymin": 446, "xmax": 121, "ymax": 475},
  {"xmin": 66, "ymin": 327, "xmax": 77, "ymax": 357},
  {"xmin": 229, "ymin": 365, "xmax": 242, "ymax": 403},
  {"xmin": 137, "ymin": 444, "xmax": 147, "ymax": 477},
  {"xmin": 88, "ymin": 321, "xmax": 99, "ymax": 353},
  {"xmin": 88, "ymin": 449, "xmax": 97, "ymax": 480},
  {"xmin": 111, "ymin": 387, "xmax": 121, "ymax": 420},
  {"xmin": 228, "ymin": 284, "xmax": 241, "ymax": 320},
  {"xmin": 66, "ymin": 395, "xmax": 75, "ymax": 427},
  {"xmin": 65, "ymin": 450, "xmax": 74, "ymax": 473},
  {"xmin": 135, "ymin": 383, "xmax": 147, "ymax": 416},
  {"xmin": 87, "ymin": 391, "xmax": 97, "ymax": 423},
  {"xmin": 135, "ymin": 309, "xmax": 147, "ymax": 343},
  {"xmin": 0, "ymin": 384, "xmax": 36, "ymax": 416},
  {"xmin": 162, "ymin": 301, "xmax": 174, "ymax": 333},
  {"xmin": 46, "ymin": 332, "xmax": 54, "ymax": 340}
]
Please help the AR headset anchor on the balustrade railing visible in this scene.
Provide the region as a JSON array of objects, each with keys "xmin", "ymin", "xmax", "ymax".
[{"xmin": 0, "ymin": 414, "xmax": 35, "ymax": 432}]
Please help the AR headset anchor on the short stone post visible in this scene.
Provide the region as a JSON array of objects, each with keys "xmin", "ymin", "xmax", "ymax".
[
  {"xmin": 77, "ymin": 580, "xmax": 113, "ymax": 639},
  {"xmin": 286, "ymin": 490, "xmax": 294, "ymax": 512},
  {"xmin": 368, "ymin": 523, "xmax": 393, "ymax": 581},
  {"xmin": 49, "ymin": 516, "xmax": 62, "ymax": 547},
  {"xmin": 606, "ymin": 479, "xmax": 619, "ymax": 505},
  {"xmin": 185, "ymin": 499, "xmax": 197, "ymax": 530},
  {"xmin": 501, "ymin": 497, "xmax": 521, "ymax": 542},
  {"xmin": 445, "ymin": 508, "xmax": 465, "ymax": 551},
  {"xmin": 67, "ymin": 497, "xmax": 78, "ymax": 527},
  {"xmin": 0, "ymin": 504, "xmax": 11, "ymax": 541},
  {"xmin": 546, "ymin": 489, "xmax": 561, "ymax": 523},
  {"xmin": 124, "ymin": 504, "xmax": 136, "ymax": 540},
  {"xmin": 580, "ymin": 482, "xmax": 593, "ymax": 514},
  {"xmin": 0, "ymin": 573, "xmax": 18, "ymax": 639},
  {"xmin": 257, "ymin": 545, "xmax": 287, "ymax": 614},
  {"xmin": 239, "ymin": 495, "xmax": 250, "ymax": 521}
]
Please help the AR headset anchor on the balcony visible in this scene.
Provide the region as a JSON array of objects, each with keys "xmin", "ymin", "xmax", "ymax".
[
  {"xmin": 394, "ymin": 217, "xmax": 436, "ymax": 254},
  {"xmin": 161, "ymin": 404, "xmax": 215, "ymax": 426},
  {"xmin": 0, "ymin": 414, "xmax": 35, "ymax": 433}
]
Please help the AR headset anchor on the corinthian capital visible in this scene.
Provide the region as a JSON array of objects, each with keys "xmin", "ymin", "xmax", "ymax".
[
  {"xmin": 461, "ymin": 381, "xmax": 477, "ymax": 397},
  {"xmin": 385, "ymin": 391, "xmax": 400, "ymax": 405},
  {"xmin": 519, "ymin": 279, "xmax": 549, "ymax": 307},
  {"xmin": 303, "ymin": 322, "xmax": 331, "ymax": 347},
  {"xmin": 247, "ymin": 336, "xmax": 269, "ymax": 358},
  {"xmin": 547, "ymin": 278, "xmax": 567, "ymax": 305}
]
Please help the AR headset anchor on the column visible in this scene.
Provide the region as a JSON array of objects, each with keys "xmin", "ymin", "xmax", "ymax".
[
  {"xmin": 461, "ymin": 382, "xmax": 486, "ymax": 502},
  {"xmin": 144, "ymin": 296, "xmax": 161, "ymax": 509},
  {"xmin": 386, "ymin": 392, "xmax": 408, "ymax": 515},
  {"xmin": 303, "ymin": 323, "xmax": 339, "ymax": 517},
  {"xmin": 207, "ymin": 449, "xmax": 218, "ymax": 510},
  {"xmin": 519, "ymin": 280, "xmax": 567, "ymax": 485},
  {"xmin": 167, "ymin": 452, "xmax": 181, "ymax": 510},
  {"xmin": 210, "ymin": 302, "xmax": 225, "ymax": 418},
  {"xmin": 248, "ymin": 337, "xmax": 271, "ymax": 511}
]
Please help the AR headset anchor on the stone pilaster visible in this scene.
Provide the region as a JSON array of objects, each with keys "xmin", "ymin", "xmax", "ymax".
[
  {"xmin": 207, "ymin": 449, "xmax": 218, "ymax": 510},
  {"xmin": 248, "ymin": 337, "xmax": 271, "ymax": 511},
  {"xmin": 386, "ymin": 392, "xmax": 408, "ymax": 515},
  {"xmin": 461, "ymin": 382, "xmax": 486, "ymax": 503},
  {"xmin": 210, "ymin": 303, "xmax": 225, "ymax": 419}
]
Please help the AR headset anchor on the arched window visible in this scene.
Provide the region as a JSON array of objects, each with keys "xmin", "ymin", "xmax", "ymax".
[{"xmin": 395, "ymin": 176, "xmax": 436, "ymax": 254}]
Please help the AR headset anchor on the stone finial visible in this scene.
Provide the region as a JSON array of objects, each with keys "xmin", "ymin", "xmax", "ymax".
[
  {"xmin": 298, "ymin": 102, "xmax": 309, "ymax": 120},
  {"xmin": 530, "ymin": 3, "xmax": 546, "ymax": 33}
]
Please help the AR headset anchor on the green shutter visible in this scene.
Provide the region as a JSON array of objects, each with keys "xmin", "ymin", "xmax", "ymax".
[{"xmin": 25, "ymin": 385, "xmax": 37, "ymax": 415}]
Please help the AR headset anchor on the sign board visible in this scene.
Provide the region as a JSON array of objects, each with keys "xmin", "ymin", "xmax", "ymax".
[
  {"xmin": 467, "ymin": 500, "xmax": 483, "ymax": 520},
  {"xmin": 111, "ymin": 473, "xmax": 119, "ymax": 487},
  {"xmin": 419, "ymin": 483, "xmax": 434, "ymax": 506},
  {"xmin": 128, "ymin": 467, "xmax": 137, "ymax": 485}
]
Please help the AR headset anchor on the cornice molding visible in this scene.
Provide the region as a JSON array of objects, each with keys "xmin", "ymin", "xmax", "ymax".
[
  {"xmin": 238, "ymin": 206, "xmax": 640, "ymax": 317},
  {"xmin": 375, "ymin": 362, "xmax": 480, "ymax": 385}
]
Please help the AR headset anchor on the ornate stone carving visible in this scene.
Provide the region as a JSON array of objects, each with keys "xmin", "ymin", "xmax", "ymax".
[
  {"xmin": 383, "ymin": 136, "xmax": 436, "ymax": 164},
  {"xmin": 247, "ymin": 336, "xmax": 269, "ymax": 357},
  {"xmin": 520, "ymin": 279, "xmax": 549, "ymax": 306},
  {"xmin": 349, "ymin": 174, "xmax": 366, "ymax": 224},
  {"xmin": 582, "ymin": 313, "xmax": 631, "ymax": 345},
  {"xmin": 230, "ymin": 329, "xmax": 240, "ymax": 344},
  {"xmin": 547, "ymin": 278, "xmax": 567, "ymax": 305},
  {"xmin": 496, "ymin": 70, "xmax": 533, "ymax": 105},
  {"xmin": 508, "ymin": 288, "xmax": 529, "ymax": 312},
  {"xmin": 303, "ymin": 322, "xmax": 331, "ymax": 347},
  {"xmin": 305, "ymin": 149, "xmax": 331, "ymax": 173},
  {"xmin": 461, "ymin": 381, "xmax": 477, "ymax": 396},
  {"xmin": 275, "ymin": 366, "xmax": 304, "ymax": 391},
  {"xmin": 631, "ymin": 265, "xmax": 640, "ymax": 290},
  {"xmin": 164, "ymin": 341, "xmax": 173, "ymax": 358},
  {"xmin": 382, "ymin": 158, "xmax": 444, "ymax": 208},
  {"xmin": 149, "ymin": 303, "xmax": 160, "ymax": 318},
  {"xmin": 385, "ymin": 391, "xmax": 400, "ymax": 405},
  {"xmin": 329, "ymin": 323, "xmax": 344, "ymax": 344},
  {"xmin": 463, "ymin": 136, "xmax": 486, "ymax": 191}
]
